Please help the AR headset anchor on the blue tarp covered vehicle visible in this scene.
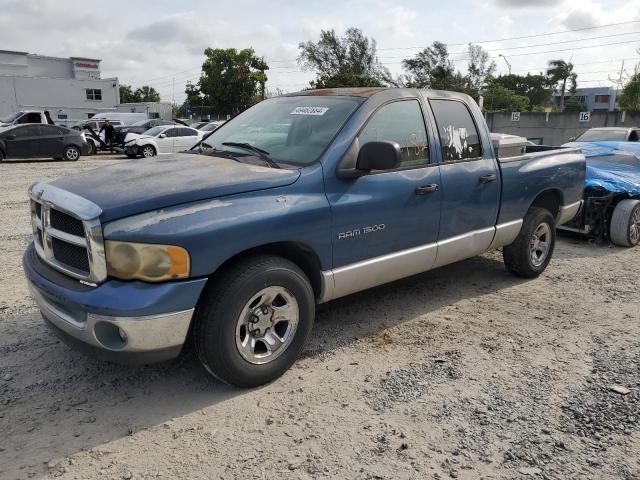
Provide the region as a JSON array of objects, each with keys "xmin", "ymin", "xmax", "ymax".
[{"xmin": 561, "ymin": 140, "xmax": 640, "ymax": 246}]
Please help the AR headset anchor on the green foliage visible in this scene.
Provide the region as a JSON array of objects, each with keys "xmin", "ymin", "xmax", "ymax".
[
  {"xmin": 482, "ymin": 84, "xmax": 530, "ymax": 112},
  {"xmin": 491, "ymin": 74, "xmax": 552, "ymax": 111},
  {"xmin": 618, "ymin": 73, "xmax": 640, "ymax": 111},
  {"xmin": 119, "ymin": 84, "xmax": 160, "ymax": 103},
  {"xmin": 195, "ymin": 48, "xmax": 268, "ymax": 114},
  {"xmin": 563, "ymin": 98, "xmax": 587, "ymax": 112},
  {"xmin": 399, "ymin": 42, "xmax": 493, "ymax": 100},
  {"xmin": 298, "ymin": 28, "xmax": 389, "ymax": 88},
  {"xmin": 546, "ymin": 59, "xmax": 577, "ymax": 112}
]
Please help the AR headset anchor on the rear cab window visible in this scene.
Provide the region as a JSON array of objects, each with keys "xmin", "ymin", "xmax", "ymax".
[
  {"xmin": 358, "ymin": 99, "xmax": 430, "ymax": 169},
  {"xmin": 429, "ymin": 99, "xmax": 482, "ymax": 162}
]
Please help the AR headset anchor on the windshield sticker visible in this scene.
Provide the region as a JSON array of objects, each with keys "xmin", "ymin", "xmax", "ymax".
[{"xmin": 290, "ymin": 106, "xmax": 329, "ymax": 116}]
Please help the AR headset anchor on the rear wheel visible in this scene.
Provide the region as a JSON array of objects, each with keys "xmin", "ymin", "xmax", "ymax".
[
  {"xmin": 63, "ymin": 146, "xmax": 80, "ymax": 161},
  {"xmin": 141, "ymin": 145, "xmax": 156, "ymax": 158},
  {"xmin": 503, "ymin": 207, "xmax": 556, "ymax": 278},
  {"xmin": 86, "ymin": 141, "xmax": 96, "ymax": 156},
  {"xmin": 194, "ymin": 255, "xmax": 315, "ymax": 388},
  {"xmin": 610, "ymin": 199, "xmax": 640, "ymax": 247}
]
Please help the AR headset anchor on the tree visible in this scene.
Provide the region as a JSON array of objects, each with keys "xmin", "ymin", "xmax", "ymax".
[
  {"xmin": 119, "ymin": 84, "xmax": 161, "ymax": 103},
  {"xmin": 197, "ymin": 48, "xmax": 268, "ymax": 115},
  {"xmin": 298, "ymin": 28, "xmax": 389, "ymax": 88},
  {"xmin": 399, "ymin": 42, "xmax": 492, "ymax": 99},
  {"xmin": 119, "ymin": 84, "xmax": 137, "ymax": 103},
  {"xmin": 618, "ymin": 73, "xmax": 640, "ymax": 111},
  {"xmin": 134, "ymin": 85, "xmax": 160, "ymax": 103},
  {"xmin": 466, "ymin": 44, "xmax": 496, "ymax": 91},
  {"xmin": 563, "ymin": 98, "xmax": 587, "ymax": 112},
  {"xmin": 546, "ymin": 59, "xmax": 577, "ymax": 112},
  {"xmin": 482, "ymin": 84, "xmax": 530, "ymax": 112},
  {"xmin": 491, "ymin": 74, "xmax": 552, "ymax": 111}
]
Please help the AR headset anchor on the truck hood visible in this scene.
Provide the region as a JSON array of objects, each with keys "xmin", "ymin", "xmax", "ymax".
[{"xmin": 50, "ymin": 153, "xmax": 301, "ymax": 222}]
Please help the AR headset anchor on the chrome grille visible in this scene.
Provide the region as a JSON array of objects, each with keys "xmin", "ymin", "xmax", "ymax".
[{"xmin": 29, "ymin": 182, "xmax": 107, "ymax": 284}]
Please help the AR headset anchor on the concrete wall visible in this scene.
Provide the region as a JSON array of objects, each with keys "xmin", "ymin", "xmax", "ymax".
[{"xmin": 486, "ymin": 111, "xmax": 640, "ymax": 145}]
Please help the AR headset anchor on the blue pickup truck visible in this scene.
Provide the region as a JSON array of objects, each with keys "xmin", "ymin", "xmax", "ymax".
[{"xmin": 24, "ymin": 88, "xmax": 585, "ymax": 387}]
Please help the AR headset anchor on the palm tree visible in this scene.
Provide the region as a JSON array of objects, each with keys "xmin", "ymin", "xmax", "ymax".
[{"xmin": 546, "ymin": 60, "xmax": 577, "ymax": 112}]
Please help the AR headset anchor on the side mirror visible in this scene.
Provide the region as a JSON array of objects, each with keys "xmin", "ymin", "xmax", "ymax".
[
  {"xmin": 159, "ymin": 133, "xmax": 167, "ymax": 138},
  {"xmin": 356, "ymin": 141, "xmax": 401, "ymax": 171}
]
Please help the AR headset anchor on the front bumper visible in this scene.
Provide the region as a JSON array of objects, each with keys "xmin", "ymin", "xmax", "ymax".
[
  {"xmin": 124, "ymin": 145, "xmax": 139, "ymax": 155},
  {"xmin": 23, "ymin": 244, "xmax": 207, "ymax": 364}
]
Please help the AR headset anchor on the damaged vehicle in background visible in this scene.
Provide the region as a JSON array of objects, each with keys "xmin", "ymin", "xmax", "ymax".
[
  {"xmin": 123, "ymin": 125, "xmax": 203, "ymax": 157},
  {"xmin": 113, "ymin": 119, "xmax": 175, "ymax": 146},
  {"xmin": 560, "ymin": 140, "xmax": 640, "ymax": 247}
]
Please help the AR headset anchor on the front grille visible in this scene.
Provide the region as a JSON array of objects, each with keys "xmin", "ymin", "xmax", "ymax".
[
  {"xmin": 29, "ymin": 182, "xmax": 106, "ymax": 283},
  {"xmin": 50, "ymin": 209, "xmax": 85, "ymax": 236},
  {"xmin": 52, "ymin": 237, "xmax": 90, "ymax": 272}
]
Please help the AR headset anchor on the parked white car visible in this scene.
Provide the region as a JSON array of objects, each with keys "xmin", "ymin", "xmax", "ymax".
[
  {"xmin": 200, "ymin": 120, "xmax": 226, "ymax": 132},
  {"xmin": 123, "ymin": 125, "xmax": 203, "ymax": 158}
]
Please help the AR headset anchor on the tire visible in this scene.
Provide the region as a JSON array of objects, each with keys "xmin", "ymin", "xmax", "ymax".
[
  {"xmin": 0, "ymin": 150, "xmax": 4, "ymax": 162},
  {"xmin": 194, "ymin": 255, "xmax": 315, "ymax": 388},
  {"xmin": 141, "ymin": 145, "xmax": 156, "ymax": 158},
  {"xmin": 503, "ymin": 207, "xmax": 556, "ymax": 278},
  {"xmin": 609, "ymin": 199, "xmax": 640, "ymax": 247},
  {"xmin": 86, "ymin": 141, "xmax": 95, "ymax": 156},
  {"xmin": 63, "ymin": 146, "xmax": 81, "ymax": 161}
]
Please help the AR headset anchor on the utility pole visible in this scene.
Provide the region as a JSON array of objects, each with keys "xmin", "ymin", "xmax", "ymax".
[{"xmin": 499, "ymin": 54, "xmax": 511, "ymax": 75}]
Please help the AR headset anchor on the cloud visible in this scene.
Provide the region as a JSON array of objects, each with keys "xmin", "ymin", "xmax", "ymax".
[{"xmin": 494, "ymin": 0, "xmax": 563, "ymax": 8}]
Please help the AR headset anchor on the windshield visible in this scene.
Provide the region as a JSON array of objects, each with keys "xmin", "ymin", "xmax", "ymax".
[
  {"xmin": 576, "ymin": 129, "xmax": 628, "ymax": 141},
  {"xmin": 143, "ymin": 126, "xmax": 166, "ymax": 137},
  {"xmin": 0, "ymin": 112, "xmax": 23, "ymax": 124},
  {"xmin": 201, "ymin": 122, "xmax": 223, "ymax": 132},
  {"xmin": 200, "ymin": 96, "xmax": 362, "ymax": 166}
]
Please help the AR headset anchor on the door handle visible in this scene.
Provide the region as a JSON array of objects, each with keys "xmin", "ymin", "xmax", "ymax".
[
  {"xmin": 415, "ymin": 183, "xmax": 439, "ymax": 195},
  {"xmin": 479, "ymin": 173, "xmax": 497, "ymax": 183}
]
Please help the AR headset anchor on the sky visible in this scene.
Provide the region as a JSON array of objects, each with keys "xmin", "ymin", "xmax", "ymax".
[{"xmin": 1, "ymin": 0, "xmax": 639, "ymax": 104}]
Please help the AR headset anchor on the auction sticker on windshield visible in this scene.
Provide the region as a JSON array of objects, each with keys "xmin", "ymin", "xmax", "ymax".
[{"xmin": 290, "ymin": 106, "xmax": 329, "ymax": 116}]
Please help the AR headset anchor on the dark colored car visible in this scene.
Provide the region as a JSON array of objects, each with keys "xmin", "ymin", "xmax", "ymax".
[
  {"xmin": 0, "ymin": 124, "xmax": 89, "ymax": 161},
  {"xmin": 114, "ymin": 119, "xmax": 174, "ymax": 145}
]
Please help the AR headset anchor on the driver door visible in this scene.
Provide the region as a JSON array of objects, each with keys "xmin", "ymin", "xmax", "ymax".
[{"xmin": 156, "ymin": 128, "xmax": 176, "ymax": 153}]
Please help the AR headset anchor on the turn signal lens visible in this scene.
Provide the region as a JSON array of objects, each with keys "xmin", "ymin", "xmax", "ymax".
[{"xmin": 105, "ymin": 240, "xmax": 190, "ymax": 282}]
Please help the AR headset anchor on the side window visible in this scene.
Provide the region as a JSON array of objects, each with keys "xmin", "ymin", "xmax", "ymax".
[
  {"xmin": 180, "ymin": 128, "xmax": 197, "ymax": 136},
  {"xmin": 163, "ymin": 128, "xmax": 177, "ymax": 138},
  {"xmin": 429, "ymin": 99, "xmax": 482, "ymax": 162},
  {"xmin": 12, "ymin": 126, "xmax": 40, "ymax": 137},
  {"xmin": 359, "ymin": 100, "xmax": 429, "ymax": 168},
  {"xmin": 38, "ymin": 125, "xmax": 58, "ymax": 135}
]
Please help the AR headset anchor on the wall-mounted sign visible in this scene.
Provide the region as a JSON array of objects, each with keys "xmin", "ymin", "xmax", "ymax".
[
  {"xmin": 511, "ymin": 112, "xmax": 520, "ymax": 122},
  {"xmin": 579, "ymin": 112, "xmax": 591, "ymax": 123},
  {"xmin": 74, "ymin": 62, "xmax": 99, "ymax": 69}
]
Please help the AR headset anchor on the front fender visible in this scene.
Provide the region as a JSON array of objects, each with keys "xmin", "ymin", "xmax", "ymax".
[{"xmin": 102, "ymin": 164, "xmax": 332, "ymax": 276}]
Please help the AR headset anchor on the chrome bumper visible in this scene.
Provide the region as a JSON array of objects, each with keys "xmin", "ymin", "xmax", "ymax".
[
  {"xmin": 557, "ymin": 200, "xmax": 583, "ymax": 226},
  {"xmin": 29, "ymin": 281, "xmax": 193, "ymax": 356}
]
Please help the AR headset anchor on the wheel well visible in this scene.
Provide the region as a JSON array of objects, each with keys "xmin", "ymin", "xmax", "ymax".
[
  {"xmin": 210, "ymin": 242, "xmax": 323, "ymax": 300},
  {"xmin": 530, "ymin": 189, "xmax": 562, "ymax": 220}
]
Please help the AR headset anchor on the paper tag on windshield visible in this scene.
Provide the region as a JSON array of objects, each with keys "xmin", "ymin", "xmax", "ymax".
[{"xmin": 290, "ymin": 106, "xmax": 328, "ymax": 116}]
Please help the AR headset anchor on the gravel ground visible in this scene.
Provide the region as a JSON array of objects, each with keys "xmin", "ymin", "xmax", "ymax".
[{"xmin": 0, "ymin": 154, "xmax": 639, "ymax": 480}]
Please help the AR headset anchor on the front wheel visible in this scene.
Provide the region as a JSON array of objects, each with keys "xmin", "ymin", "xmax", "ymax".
[
  {"xmin": 503, "ymin": 207, "xmax": 556, "ymax": 278},
  {"xmin": 141, "ymin": 145, "xmax": 156, "ymax": 158},
  {"xmin": 609, "ymin": 199, "xmax": 640, "ymax": 247},
  {"xmin": 194, "ymin": 255, "xmax": 315, "ymax": 388},
  {"xmin": 63, "ymin": 146, "xmax": 80, "ymax": 161}
]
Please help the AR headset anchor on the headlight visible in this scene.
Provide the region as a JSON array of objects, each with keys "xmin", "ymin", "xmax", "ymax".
[{"xmin": 105, "ymin": 240, "xmax": 190, "ymax": 282}]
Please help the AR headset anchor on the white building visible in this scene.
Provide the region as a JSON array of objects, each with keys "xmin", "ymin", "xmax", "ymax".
[{"xmin": 0, "ymin": 50, "xmax": 120, "ymax": 125}]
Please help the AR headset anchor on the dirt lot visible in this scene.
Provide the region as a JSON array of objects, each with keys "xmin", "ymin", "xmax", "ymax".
[{"xmin": 1, "ymin": 154, "xmax": 639, "ymax": 480}]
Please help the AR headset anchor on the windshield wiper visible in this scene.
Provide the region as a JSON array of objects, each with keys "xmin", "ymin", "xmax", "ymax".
[{"xmin": 221, "ymin": 142, "xmax": 281, "ymax": 169}]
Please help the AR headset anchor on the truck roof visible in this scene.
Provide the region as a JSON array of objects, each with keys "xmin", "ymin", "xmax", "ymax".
[{"xmin": 285, "ymin": 87, "xmax": 473, "ymax": 101}]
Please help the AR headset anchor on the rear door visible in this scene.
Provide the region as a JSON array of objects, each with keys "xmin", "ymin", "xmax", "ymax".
[
  {"xmin": 4, "ymin": 125, "xmax": 41, "ymax": 157},
  {"xmin": 176, "ymin": 128, "xmax": 199, "ymax": 151},
  {"xmin": 427, "ymin": 98, "xmax": 501, "ymax": 267},
  {"xmin": 37, "ymin": 125, "xmax": 66, "ymax": 157}
]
